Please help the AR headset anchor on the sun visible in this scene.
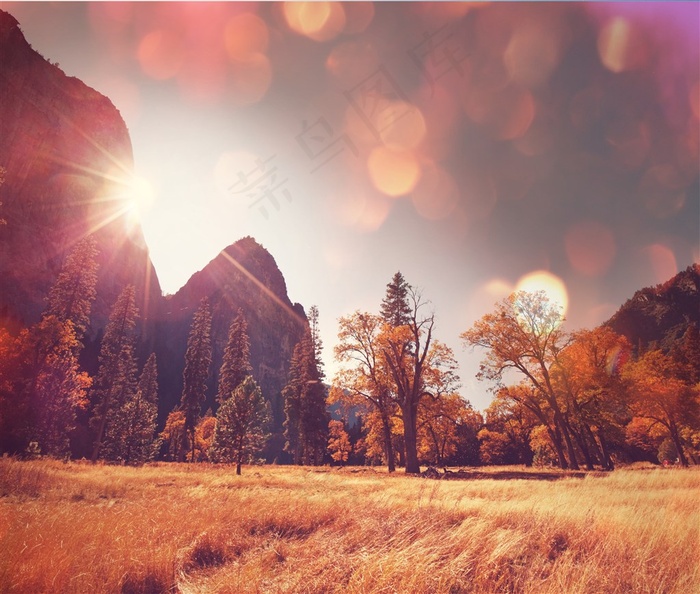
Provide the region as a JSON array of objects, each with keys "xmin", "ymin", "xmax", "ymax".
[
  {"xmin": 515, "ymin": 270, "xmax": 569, "ymax": 318},
  {"xmin": 123, "ymin": 175, "xmax": 156, "ymax": 226}
]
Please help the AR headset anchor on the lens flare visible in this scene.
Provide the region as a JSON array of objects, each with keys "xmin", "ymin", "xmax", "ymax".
[
  {"xmin": 284, "ymin": 2, "xmax": 346, "ymax": 42},
  {"xmin": 644, "ymin": 244, "xmax": 677, "ymax": 284},
  {"xmin": 367, "ymin": 148, "xmax": 421, "ymax": 197},
  {"xmin": 378, "ymin": 102, "xmax": 427, "ymax": 150},
  {"xmin": 137, "ymin": 30, "xmax": 184, "ymax": 80},
  {"xmin": 224, "ymin": 13, "xmax": 269, "ymax": 61},
  {"xmin": 515, "ymin": 270, "xmax": 569, "ymax": 318},
  {"xmin": 411, "ymin": 163, "xmax": 459, "ymax": 220}
]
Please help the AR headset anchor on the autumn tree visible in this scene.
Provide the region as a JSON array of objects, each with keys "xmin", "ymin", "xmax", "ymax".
[
  {"xmin": 461, "ymin": 291, "xmax": 580, "ymax": 469},
  {"xmin": 27, "ymin": 317, "xmax": 92, "ymax": 456},
  {"xmin": 0, "ymin": 238, "xmax": 99, "ymax": 456},
  {"xmin": 160, "ymin": 410, "xmax": 187, "ymax": 461},
  {"xmin": 212, "ymin": 376, "xmax": 270, "ymax": 474},
  {"xmin": 417, "ymin": 393, "xmax": 478, "ymax": 467},
  {"xmin": 195, "ymin": 413, "xmax": 217, "ymax": 462},
  {"xmin": 481, "ymin": 392, "xmax": 537, "ymax": 465},
  {"xmin": 381, "ymin": 288, "xmax": 460, "ymax": 473},
  {"xmin": 217, "ymin": 309, "xmax": 252, "ymax": 405},
  {"xmin": 327, "ymin": 419, "xmax": 352, "ymax": 465},
  {"xmin": 622, "ymin": 350, "xmax": 699, "ymax": 467},
  {"xmin": 333, "ymin": 311, "xmax": 399, "ymax": 472},
  {"xmin": 90, "ymin": 285, "xmax": 139, "ymax": 462},
  {"xmin": 553, "ymin": 327, "xmax": 631, "ymax": 470},
  {"xmin": 180, "ymin": 298, "xmax": 212, "ymax": 462}
]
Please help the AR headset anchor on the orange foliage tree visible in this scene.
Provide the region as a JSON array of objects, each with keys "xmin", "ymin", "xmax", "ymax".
[{"xmin": 622, "ymin": 350, "xmax": 699, "ymax": 467}]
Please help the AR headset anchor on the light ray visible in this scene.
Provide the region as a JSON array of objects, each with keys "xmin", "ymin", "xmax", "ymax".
[{"xmin": 218, "ymin": 250, "xmax": 307, "ymax": 328}]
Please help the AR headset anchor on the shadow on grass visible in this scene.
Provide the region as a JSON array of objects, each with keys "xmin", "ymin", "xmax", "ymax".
[{"xmin": 423, "ymin": 468, "xmax": 603, "ymax": 481}]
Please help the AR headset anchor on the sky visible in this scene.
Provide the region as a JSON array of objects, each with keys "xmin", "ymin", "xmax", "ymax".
[{"xmin": 4, "ymin": 1, "xmax": 699, "ymax": 411}]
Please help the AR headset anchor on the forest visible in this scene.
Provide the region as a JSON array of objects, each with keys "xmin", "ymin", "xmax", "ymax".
[{"xmin": 1, "ymin": 236, "xmax": 698, "ymax": 474}]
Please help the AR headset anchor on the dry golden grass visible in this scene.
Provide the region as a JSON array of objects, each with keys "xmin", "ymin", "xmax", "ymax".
[{"xmin": 0, "ymin": 459, "xmax": 697, "ymax": 594}]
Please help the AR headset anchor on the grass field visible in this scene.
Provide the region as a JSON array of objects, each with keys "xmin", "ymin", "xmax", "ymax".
[{"xmin": 0, "ymin": 459, "xmax": 698, "ymax": 594}]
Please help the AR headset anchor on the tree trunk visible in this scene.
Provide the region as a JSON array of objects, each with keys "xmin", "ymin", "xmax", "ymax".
[
  {"xmin": 669, "ymin": 423, "xmax": 689, "ymax": 467},
  {"xmin": 381, "ymin": 413, "xmax": 395, "ymax": 473},
  {"xmin": 236, "ymin": 461, "xmax": 242, "ymax": 475},
  {"xmin": 572, "ymin": 425, "xmax": 595, "ymax": 470},
  {"xmin": 597, "ymin": 431, "xmax": 614, "ymax": 471},
  {"xmin": 402, "ymin": 404, "xmax": 420, "ymax": 474},
  {"xmin": 547, "ymin": 424, "xmax": 568, "ymax": 469},
  {"xmin": 555, "ymin": 412, "xmax": 580, "ymax": 470}
]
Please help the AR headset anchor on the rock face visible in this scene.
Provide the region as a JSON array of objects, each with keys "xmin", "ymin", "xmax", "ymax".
[
  {"xmin": 605, "ymin": 264, "xmax": 700, "ymax": 352},
  {"xmin": 153, "ymin": 237, "xmax": 308, "ymax": 445},
  {"xmin": 0, "ymin": 10, "xmax": 161, "ymax": 335}
]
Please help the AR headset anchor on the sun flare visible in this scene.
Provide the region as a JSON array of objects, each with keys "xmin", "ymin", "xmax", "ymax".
[{"xmin": 515, "ymin": 270, "xmax": 569, "ymax": 318}]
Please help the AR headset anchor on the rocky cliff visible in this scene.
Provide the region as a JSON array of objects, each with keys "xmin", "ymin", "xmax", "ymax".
[
  {"xmin": 605, "ymin": 264, "xmax": 700, "ymax": 352},
  {"xmin": 0, "ymin": 10, "xmax": 162, "ymax": 336},
  {"xmin": 153, "ymin": 237, "xmax": 308, "ymax": 443}
]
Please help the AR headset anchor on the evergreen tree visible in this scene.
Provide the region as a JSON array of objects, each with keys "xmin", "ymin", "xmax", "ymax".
[
  {"xmin": 180, "ymin": 298, "xmax": 212, "ymax": 462},
  {"xmin": 380, "ymin": 272, "xmax": 412, "ymax": 327},
  {"xmin": 283, "ymin": 340, "xmax": 304, "ymax": 464},
  {"xmin": 46, "ymin": 236, "xmax": 99, "ymax": 343},
  {"xmin": 217, "ymin": 309, "xmax": 252, "ymax": 405},
  {"xmin": 212, "ymin": 375, "xmax": 270, "ymax": 474},
  {"xmin": 283, "ymin": 324, "xmax": 328, "ymax": 465},
  {"xmin": 90, "ymin": 285, "xmax": 139, "ymax": 462},
  {"xmin": 308, "ymin": 305, "xmax": 324, "ymax": 379},
  {"xmin": 118, "ymin": 352, "xmax": 158, "ymax": 465}
]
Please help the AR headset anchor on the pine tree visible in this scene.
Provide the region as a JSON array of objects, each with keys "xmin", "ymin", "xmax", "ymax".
[
  {"xmin": 283, "ymin": 323, "xmax": 328, "ymax": 466},
  {"xmin": 118, "ymin": 352, "xmax": 158, "ymax": 465},
  {"xmin": 283, "ymin": 340, "xmax": 304, "ymax": 464},
  {"xmin": 45, "ymin": 236, "xmax": 99, "ymax": 343},
  {"xmin": 180, "ymin": 298, "xmax": 212, "ymax": 462},
  {"xmin": 217, "ymin": 309, "xmax": 252, "ymax": 405},
  {"xmin": 380, "ymin": 272, "xmax": 412, "ymax": 327},
  {"xmin": 90, "ymin": 285, "xmax": 139, "ymax": 462},
  {"xmin": 212, "ymin": 375, "xmax": 270, "ymax": 474}
]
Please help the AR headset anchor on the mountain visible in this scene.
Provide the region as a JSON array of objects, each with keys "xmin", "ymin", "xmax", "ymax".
[
  {"xmin": 605, "ymin": 264, "xmax": 700, "ymax": 352},
  {"xmin": 0, "ymin": 10, "xmax": 309, "ymax": 460},
  {"xmin": 0, "ymin": 10, "xmax": 161, "ymax": 335},
  {"xmin": 153, "ymin": 237, "xmax": 307, "ymax": 454}
]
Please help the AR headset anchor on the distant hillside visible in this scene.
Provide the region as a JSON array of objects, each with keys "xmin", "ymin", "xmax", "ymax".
[{"xmin": 605, "ymin": 264, "xmax": 700, "ymax": 352}]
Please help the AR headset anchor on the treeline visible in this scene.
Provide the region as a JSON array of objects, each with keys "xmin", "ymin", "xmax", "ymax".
[
  {"xmin": 331, "ymin": 273, "xmax": 700, "ymax": 472},
  {"xmin": 0, "ymin": 236, "xmax": 329, "ymax": 472},
  {"xmin": 1, "ymin": 239, "xmax": 698, "ymax": 472}
]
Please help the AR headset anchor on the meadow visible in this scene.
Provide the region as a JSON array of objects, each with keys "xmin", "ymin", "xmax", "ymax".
[{"xmin": 0, "ymin": 459, "xmax": 697, "ymax": 594}]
